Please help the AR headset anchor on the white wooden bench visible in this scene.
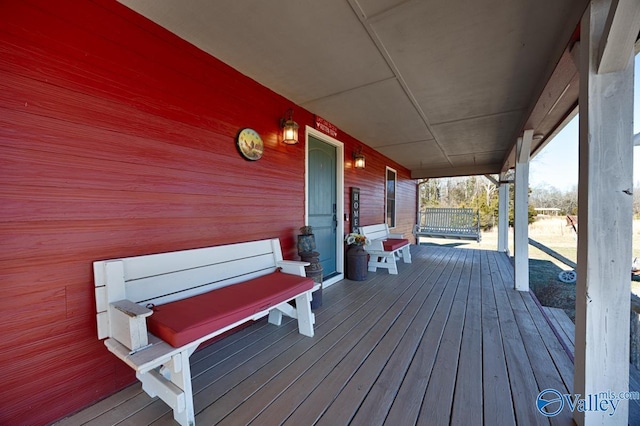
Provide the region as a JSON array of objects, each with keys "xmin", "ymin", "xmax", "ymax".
[
  {"xmin": 94, "ymin": 238, "xmax": 319, "ymax": 426},
  {"xmin": 413, "ymin": 207, "xmax": 481, "ymax": 243},
  {"xmin": 359, "ymin": 224, "xmax": 411, "ymax": 275}
]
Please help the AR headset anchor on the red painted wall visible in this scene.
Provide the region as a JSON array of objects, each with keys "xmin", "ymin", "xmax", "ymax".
[
  {"xmin": 342, "ymin": 143, "xmax": 417, "ymax": 238},
  {"xmin": 0, "ymin": 1, "xmax": 416, "ymax": 424}
]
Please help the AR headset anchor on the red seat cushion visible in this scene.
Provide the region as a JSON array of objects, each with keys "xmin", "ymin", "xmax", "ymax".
[
  {"xmin": 382, "ymin": 238, "xmax": 409, "ymax": 251},
  {"xmin": 146, "ymin": 272, "xmax": 314, "ymax": 347}
]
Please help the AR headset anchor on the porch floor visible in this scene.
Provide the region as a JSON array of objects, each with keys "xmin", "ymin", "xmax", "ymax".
[{"xmin": 57, "ymin": 245, "xmax": 578, "ymax": 425}]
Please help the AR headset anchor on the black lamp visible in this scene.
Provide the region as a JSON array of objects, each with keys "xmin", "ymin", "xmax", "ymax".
[{"xmin": 354, "ymin": 146, "xmax": 366, "ymax": 169}]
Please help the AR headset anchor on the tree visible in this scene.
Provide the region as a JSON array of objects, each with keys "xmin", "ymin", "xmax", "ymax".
[
  {"xmin": 507, "ymin": 184, "xmax": 536, "ymax": 226},
  {"xmin": 418, "ymin": 179, "xmax": 441, "ymax": 207},
  {"xmin": 418, "ymin": 176, "xmax": 538, "ymax": 229},
  {"xmin": 530, "ymin": 184, "xmax": 577, "ymax": 215}
]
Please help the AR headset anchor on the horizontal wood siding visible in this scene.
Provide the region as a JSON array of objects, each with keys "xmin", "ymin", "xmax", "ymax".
[
  {"xmin": 343, "ymin": 146, "xmax": 417, "ymax": 242},
  {"xmin": 0, "ymin": 1, "xmax": 415, "ymax": 424}
]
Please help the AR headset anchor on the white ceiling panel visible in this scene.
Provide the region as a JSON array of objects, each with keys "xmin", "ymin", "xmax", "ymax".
[
  {"xmin": 369, "ymin": 0, "xmax": 580, "ymax": 123},
  {"xmin": 432, "ymin": 111, "xmax": 523, "ymax": 157},
  {"xmin": 302, "ymin": 77, "xmax": 433, "ymax": 148},
  {"xmin": 118, "ymin": 0, "xmax": 589, "ymax": 177},
  {"xmin": 448, "ymin": 151, "xmax": 508, "ymax": 168},
  {"xmin": 376, "ymin": 139, "xmax": 449, "ymax": 170},
  {"xmin": 118, "ymin": 0, "xmax": 394, "ymax": 104}
]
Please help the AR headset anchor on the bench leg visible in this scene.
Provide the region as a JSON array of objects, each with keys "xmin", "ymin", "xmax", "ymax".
[
  {"xmin": 269, "ymin": 295, "xmax": 314, "ymax": 337},
  {"xmin": 401, "ymin": 245, "xmax": 412, "ymax": 263},
  {"xmin": 294, "ymin": 291, "xmax": 314, "ymax": 337},
  {"xmin": 386, "ymin": 255, "xmax": 399, "ymax": 274},
  {"xmin": 368, "ymin": 254, "xmax": 398, "ymax": 274},
  {"xmin": 137, "ymin": 349, "xmax": 195, "ymax": 426},
  {"xmin": 368, "ymin": 256, "xmax": 379, "ymax": 272},
  {"xmin": 269, "ymin": 300, "xmax": 298, "ymax": 326},
  {"xmin": 268, "ymin": 309, "xmax": 283, "ymax": 326}
]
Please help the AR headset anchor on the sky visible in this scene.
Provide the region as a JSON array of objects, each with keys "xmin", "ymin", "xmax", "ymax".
[{"xmin": 529, "ymin": 54, "xmax": 640, "ymax": 192}]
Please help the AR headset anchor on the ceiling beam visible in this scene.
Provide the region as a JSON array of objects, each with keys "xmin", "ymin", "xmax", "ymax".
[
  {"xmin": 411, "ymin": 163, "xmax": 503, "ymax": 179},
  {"xmin": 483, "ymin": 174, "xmax": 499, "ymax": 186},
  {"xmin": 597, "ymin": 0, "xmax": 640, "ymax": 74},
  {"xmin": 517, "ymin": 130, "xmax": 534, "ymax": 164}
]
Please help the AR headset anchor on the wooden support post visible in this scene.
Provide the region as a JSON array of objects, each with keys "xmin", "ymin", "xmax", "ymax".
[
  {"xmin": 497, "ymin": 172, "xmax": 510, "ymax": 254},
  {"xmin": 574, "ymin": 1, "xmax": 634, "ymax": 424},
  {"xmin": 514, "ymin": 130, "xmax": 532, "ymax": 291}
]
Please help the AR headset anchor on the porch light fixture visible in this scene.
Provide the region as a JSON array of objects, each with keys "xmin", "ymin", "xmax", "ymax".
[
  {"xmin": 280, "ymin": 108, "xmax": 299, "ymax": 145},
  {"xmin": 353, "ymin": 146, "xmax": 366, "ymax": 169}
]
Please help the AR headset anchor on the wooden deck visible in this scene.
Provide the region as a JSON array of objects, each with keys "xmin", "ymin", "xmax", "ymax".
[{"xmin": 56, "ymin": 245, "xmax": 577, "ymax": 425}]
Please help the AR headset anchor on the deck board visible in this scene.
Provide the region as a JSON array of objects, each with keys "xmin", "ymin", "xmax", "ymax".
[
  {"xmin": 543, "ymin": 306, "xmax": 576, "ymax": 352},
  {"xmin": 285, "ymin": 247, "xmax": 455, "ymax": 425},
  {"xmin": 54, "ymin": 245, "xmax": 582, "ymax": 426},
  {"xmin": 257, "ymin": 247, "xmax": 456, "ymax": 425},
  {"xmin": 382, "ymin": 249, "xmax": 467, "ymax": 425},
  {"xmin": 479, "ymin": 250, "xmax": 517, "ymax": 425},
  {"xmin": 451, "ymin": 249, "xmax": 483, "ymax": 425},
  {"xmin": 195, "ymin": 275, "xmax": 403, "ymax": 425},
  {"xmin": 533, "ymin": 305, "xmax": 575, "ymax": 389},
  {"xmin": 488, "ymin": 251, "xmax": 549, "ymax": 426},
  {"xmin": 416, "ymin": 248, "xmax": 473, "ymax": 424},
  {"xmin": 495, "ymin": 254, "xmax": 574, "ymax": 426}
]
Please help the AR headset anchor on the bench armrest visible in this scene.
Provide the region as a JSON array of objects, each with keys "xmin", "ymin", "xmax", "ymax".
[
  {"xmin": 109, "ymin": 300, "xmax": 153, "ymax": 352},
  {"xmin": 113, "ymin": 299, "xmax": 153, "ymax": 318},
  {"xmin": 277, "ymin": 260, "xmax": 310, "ymax": 277},
  {"xmin": 388, "ymin": 232, "xmax": 404, "ymax": 239},
  {"xmin": 365, "ymin": 239, "xmax": 385, "ymax": 252}
]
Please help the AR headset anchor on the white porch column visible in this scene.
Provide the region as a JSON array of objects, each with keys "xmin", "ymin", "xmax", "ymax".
[
  {"xmin": 514, "ymin": 130, "xmax": 533, "ymax": 291},
  {"xmin": 497, "ymin": 172, "xmax": 510, "ymax": 254},
  {"xmin": 574, "ymin": 0, "xmax": 635, "ymax": 424}
]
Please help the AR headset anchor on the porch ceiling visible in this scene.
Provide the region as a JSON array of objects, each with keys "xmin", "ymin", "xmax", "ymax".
[{"xmin": 117, "ymin": 0, "xmax": 588, "ymax": 178}]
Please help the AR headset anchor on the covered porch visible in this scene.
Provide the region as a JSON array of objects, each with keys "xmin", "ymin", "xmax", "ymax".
[
  {"xmin": 57, "ymin": 244, "xmax": 578, "ymax": 425},
  {"xmin": 2, "ymin": 1, "xmax": 639, "ymax": 424}
]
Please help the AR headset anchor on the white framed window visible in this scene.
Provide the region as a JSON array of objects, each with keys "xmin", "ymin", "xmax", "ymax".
[{"xmin": 385, "ymin": 167, "xmax": 397, "ymax": 228}]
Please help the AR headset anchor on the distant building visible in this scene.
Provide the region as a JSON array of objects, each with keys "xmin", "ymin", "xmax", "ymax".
[{"xmin": 534, "ymin": 207, "xmax": 560, "ymax": 216}]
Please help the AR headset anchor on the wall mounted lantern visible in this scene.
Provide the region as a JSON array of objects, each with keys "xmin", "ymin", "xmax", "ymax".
[
  {"xmin": 280, "ymin": 108, "xmax": 299, "ymax": 145},
  {"xmin": 353, "ymin": 146, "xmax": 366, "ymax": 169}
]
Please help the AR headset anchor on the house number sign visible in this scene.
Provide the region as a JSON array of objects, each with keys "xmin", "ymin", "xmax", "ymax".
[{"xmin": 351, "ymin": 187, "xmax": 360, "ymax": 233}]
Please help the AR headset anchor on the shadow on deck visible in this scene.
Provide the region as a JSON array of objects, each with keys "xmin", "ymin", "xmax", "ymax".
[{"xmin": 57, "ymin": 245, "xmax": 583, "ymax": 425}]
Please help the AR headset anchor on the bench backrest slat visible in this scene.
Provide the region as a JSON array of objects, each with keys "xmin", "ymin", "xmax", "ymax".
[
  {"xmin": 121, "ymin": 239, "xmax": 275, "ymax": 281},
  {"xmin": 418, "ymin": 208, "xmax": 478, "ymax": 233},
  {"xmin": 126, "ymin": 253, "xmax": 278, "ymax": 305},
  {"xmin": 359, "ymin": 224, "xmax": 390, "ymax": 241}
]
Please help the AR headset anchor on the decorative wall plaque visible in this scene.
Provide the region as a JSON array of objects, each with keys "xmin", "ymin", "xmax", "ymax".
[
  {"xmin": 351, "ymin": 187, "xmax": 360, "ymax": 233},
  {"xmin": 236, "ymin": 128, "xmax": 264, "ymax": 161}
]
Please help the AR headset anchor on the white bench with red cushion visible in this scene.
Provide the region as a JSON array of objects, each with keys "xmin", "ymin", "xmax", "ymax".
[
  {"xmin": 94, "ymin": 238, "xmax": 318, "ymax": 426},
  {"xmin": 359, "ymin": 224, "xmax": 411, "ymax": 274}
]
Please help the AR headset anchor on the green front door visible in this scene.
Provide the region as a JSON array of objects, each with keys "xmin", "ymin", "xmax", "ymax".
[{"xmin": 308, "ymin": 136, "xmax": 337, "ymax": 277}]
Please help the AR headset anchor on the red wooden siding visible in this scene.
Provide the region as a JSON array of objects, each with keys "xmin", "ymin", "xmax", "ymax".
[
  {"xmin": 0, "ymin": 1, "xmax": 416, "ymax": 424},
  {"xmin": 342, "ymin": 143, "xmax": 418, "ymax": 240}
]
